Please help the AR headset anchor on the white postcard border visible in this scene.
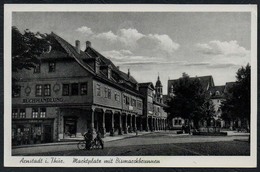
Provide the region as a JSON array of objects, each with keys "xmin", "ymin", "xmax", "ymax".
[{"xmin": 4, "ymin": 4, "xmax": 258, "ymax": 168}]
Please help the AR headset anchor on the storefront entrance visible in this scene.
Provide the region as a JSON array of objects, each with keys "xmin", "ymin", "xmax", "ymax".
[{"xmin": 64, "ymin": 117, "xmax": 77, "ymax": 137}]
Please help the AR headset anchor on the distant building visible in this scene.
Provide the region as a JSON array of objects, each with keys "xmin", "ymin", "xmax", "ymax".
[{"xmin": 12, "ymin": 32, "xmax": 168, "ymax": 145}]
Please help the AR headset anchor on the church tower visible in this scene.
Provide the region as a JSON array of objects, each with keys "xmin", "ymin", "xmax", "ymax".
[{"xmin": 155, "ymin": 75, "xmax": 163, "ymax": 103}]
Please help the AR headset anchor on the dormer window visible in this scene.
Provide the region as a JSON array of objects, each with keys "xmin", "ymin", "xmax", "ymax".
[
  {"xmin": 216, "ymin": 91, "xmax": 220, "ymax": 96},
  {"xmin": 34, "ymin": 64, "xmax": 40, "ymax": 73},
  {"xmin": 49, "ymin": 62, "xmax": 56, "ymax": 72}
]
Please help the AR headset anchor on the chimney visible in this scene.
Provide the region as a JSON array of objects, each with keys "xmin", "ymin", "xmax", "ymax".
[
  {"xmin": 86, "ymin": 41, "xmax": 91, "ymax": 48},
  {"xmin": 127, "ymin": 69, "xmax": 130, "ymax": 78},
  {"xmin": 75, "ymin": 40, "xmax": 81, "ymax": 54}
]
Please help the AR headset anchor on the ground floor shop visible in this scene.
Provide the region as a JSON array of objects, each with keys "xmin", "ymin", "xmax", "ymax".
[
  {"xmin": 12, "ymin": 119, "xmax": 55, "ymax": 146},
  {"xmin": 12, "ymin": 105, "xmax": 168, "ymax": 145}
]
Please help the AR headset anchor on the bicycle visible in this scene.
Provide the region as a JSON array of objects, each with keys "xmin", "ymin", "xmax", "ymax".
[{"xmin": 77, "ymin": 138, "xmax": 103, "ymax": 150}]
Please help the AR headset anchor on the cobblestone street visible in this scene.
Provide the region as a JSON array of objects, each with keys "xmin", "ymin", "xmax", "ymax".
[{"xmin": 13, "ymin": 131, "xmax": 250, "ymax": 156}]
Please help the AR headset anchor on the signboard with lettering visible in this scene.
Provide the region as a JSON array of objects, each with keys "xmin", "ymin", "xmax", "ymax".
[{"xmin": 23, "ymin": 98, "xmax": 63, "ymax": 104}]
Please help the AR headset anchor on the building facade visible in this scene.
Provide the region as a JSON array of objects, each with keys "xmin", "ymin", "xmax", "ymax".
[{"xmin": 12, "ymin": 32, "xmax": 168, "ymax": 145}]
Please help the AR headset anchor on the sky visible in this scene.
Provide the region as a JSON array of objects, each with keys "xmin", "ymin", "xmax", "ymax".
[{"xmin": 12, "ymin": 12, "xmax": 251, "ymax": 93}]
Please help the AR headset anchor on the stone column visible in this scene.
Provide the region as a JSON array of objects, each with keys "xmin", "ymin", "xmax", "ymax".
[
  {"xmin": 110, "ymin": 113, "xmax": 114, "ymax": 136},
  {"xmin": 146, "ymin": 117, "xmax": 149, "ymax": 131},
  {"xmin": 124, "ymin": 114, "xmax": 128, "ymax": 134},
  {"xmin": 118, "ymin": 113, "xmax": 122, "ymax": 135},
  {"xmin": 90, "ymin": 109, "xmax": 94, "ymax": 131},
  {"xmin": 133, "ymin": 115, "xmax": 137, "ymax": 132},
  {"xmin": 101, "ymin": 111, "xmax": 106, "ymax": 138},
  {"xmin": 129, "ymin": 114, "xmax": 133, "ymax": 133}
]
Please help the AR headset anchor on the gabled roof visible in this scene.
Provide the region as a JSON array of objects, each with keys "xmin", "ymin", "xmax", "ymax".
[
  {"xmin": 168, "ymin": 75, "xmax": 215, "ymax": 93},
  {"xmin": 42, "ymin": 32, "xmax": 95, "ymax": 75}
]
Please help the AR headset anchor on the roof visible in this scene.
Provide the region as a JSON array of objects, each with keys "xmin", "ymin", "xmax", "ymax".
[
  {"xmin": 43, "ymin": 32, "xmax": 142, "ymax": 95},
  {"xmin": 139, "ymin": 82, "xmax": 155, "ymax": 89},
  {"xmin": 155, "ymin": 76, "xmax": 162, "ymax": 87},
  {"xmin": 209, "ymin": 85, "xmax": 225, "ymax": 98},
  {"xmin": 168, "ymin": 75, "xmax": 215, "ymax": 93},
  {"xmin": 42, "ymin": 32, "xmax": 95, "ymax": 75}
]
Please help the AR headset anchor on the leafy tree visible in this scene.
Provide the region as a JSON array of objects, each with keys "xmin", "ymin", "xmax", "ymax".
[
  {"xmin": 12, "ymin": 26, "xmax": 50, "ymax": 72},
  {"xmin": 12, "ymin": 26, "xmax": 50, "ymax": 95},
  {"xmin": 198, "ymin": 99, "xmax": 216, "ymax": 127},
  {"xmin": 166, "ymin": 73, "xmax": 207, "ymax": 132},
  {"xmin": 221, "ymin": 64, "xmax": 251, "ymax": 130}
]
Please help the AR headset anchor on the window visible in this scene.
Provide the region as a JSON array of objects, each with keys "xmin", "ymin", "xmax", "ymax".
[
  {"xmin": 137, "ymin": 101, "xmax": 142, "ymax": 109},
  {"xmin": 80, "ymin": 82, "xmax": 88, "ymax": 95},
  {"xmin": 96, "ymin": 84, "xmax": 101, "ymax": 96},
  {"xmin": 148, "ymin": 103, "xmax": 153, "ymax": 112},
  {"xmin": 108, "ymin": 89, "xmax": 111, "ymax": 99},
  {"xmin": 19, "ymin": 109, "xmax": 26, "ymax": 118},
  {"xmin": 115, "ymin": 92, "xmax": 120, "ymax": 102},
  {"xmin": 12, "ymin": 85, "xmax": 21, "ymax": 97},
  {"xmin": 34, "ymin": 64, "xmax": 40, "ymax": 73},
  {"xmin": 123, "ymin": 95, "xmax": 129, "ymax": 105},
  {"xmin": 132, "ymin": 99, "xmax": 136, "ymax": 107},
  {"xmin": 32, "ymin": 108, "xmax": 38, "ymax": 118},
  {"xmin": 71, "ymin": 83, "xmax": 79, "ymax": 95},
  {"xmin": 12, "ymin": 109, "xmax": 18, "ymax": 118},
  {"xmin": 49, "ymin": 62, "xmax": 56, "ymax": 72},
  {"xmin": 104, "ymin": 87, "xmax": 108, "ymax": 98},
  {"xmin": 62, "ymin": 84, "xmax": 70, "ymax": 96},
  {"xmin": 40, "ymin": 108, "xmax": 46, "ymax": 118},
  {"xmin": 44, "ymin": 84, "xmax": 51, "ymax": 96},
  {"xmin": 35, "ymin": 85, "xmax": 42, "ymax": 96}
]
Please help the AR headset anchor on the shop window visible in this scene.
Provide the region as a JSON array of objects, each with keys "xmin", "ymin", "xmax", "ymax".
[
  {"xmin": 71, "ymin": 83, "xmax": 79, "ymax": 95},
  {"xmin": 80, "ymin": 82, "xmax": 88, "ymax": 95},
  {"xmin": 96, "ymin": 84, "xmax": 101, "ymax": 96},
  {"xmin": 32, "ymin": 108, "xmax": 38, "ymax": 118},
  {"xmin": 40, "ymin": 108, "xmax": 46, "ymax": 118},
  {"xmin": 12, "ymin": 85, "xmax": 21, "ymax": 98},
  {"xmin": 62, "ymin": 84, "xmax": 70, "ymax": 96},
  {"xmin": 35, "ymin": 85, "xmax": 42, "ymax": 96},
  {"xmin": 108, "ymin": 89, "xmax": 111, "ymax": 99},
  {"xmin": 44, "ymin": 84, "xmax": 51, "ymax": 96},
  {"xmin": 34, "ymin": 64, "xmax": 41, "ymax": 73},
  {"xmin": 49, "ymin": 62, "xmax": 56, "ymax": 72},
  {"xmin": 12, "ymin": 109, "xmax": 18, "ymax": 118},
  {"xmin": 19, "ymin": 109, "xmax": 26, "ymax": 118}
]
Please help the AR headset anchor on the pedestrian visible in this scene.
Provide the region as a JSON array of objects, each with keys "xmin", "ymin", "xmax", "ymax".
[
  {"xmin": 84, "ymin": 130, "xmax": 93, "ymax": 150},
  {"xmin": 135, "ymin": 129, "xmax": 138, "ymax": 136},
  {"xmin": 96, "ymin": 131, "xmax": 104, "ymax": 149}
]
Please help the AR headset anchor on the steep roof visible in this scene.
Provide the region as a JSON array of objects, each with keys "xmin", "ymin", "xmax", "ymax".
[
  {"xmin": 42, "ymin": 32, "xmax": 95, "ymax": 75},
  {"xmin": 85, "ymin": 46, "xmax": 138, "ymax": 85},
  {"xmin": 168, "ymin": 75, "xmax": 215, "ymax": 93}
]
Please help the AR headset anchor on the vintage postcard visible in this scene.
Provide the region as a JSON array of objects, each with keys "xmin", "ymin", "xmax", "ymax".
[{"xmin": 4, "ymin": 4, "xmax": 257, "ymax": 167}]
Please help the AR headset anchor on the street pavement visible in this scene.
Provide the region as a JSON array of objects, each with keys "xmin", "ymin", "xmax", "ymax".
[{"xmin": 12, "ymin": 131, "xmax": 250, "ymax": 156}]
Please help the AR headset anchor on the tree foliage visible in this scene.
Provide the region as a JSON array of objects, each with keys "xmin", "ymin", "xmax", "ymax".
[
  {"xmin": 166, "ymin": 74, "xmax": 210, "ymax": 128},
  {"xmin": 12, "ymin": 26, "xmax": 50, "ymax": 95},
  {"xmin": 221, "ymin": 64, "xmax": 251, "ymax": 127},
  {"xmin": 12, "ymin": 26, "xmax": 50, "ymax": 72}
]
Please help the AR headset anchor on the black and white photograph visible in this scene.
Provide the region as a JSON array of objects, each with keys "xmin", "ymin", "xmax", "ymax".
[{"xmin": 4, "ymin": 4, "xmax": 257, "ymax": 167}]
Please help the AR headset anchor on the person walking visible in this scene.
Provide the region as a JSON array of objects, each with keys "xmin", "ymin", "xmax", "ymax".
[{"xmin": 83, "ymin": 130, "xmax": 93, "ymax": 150}]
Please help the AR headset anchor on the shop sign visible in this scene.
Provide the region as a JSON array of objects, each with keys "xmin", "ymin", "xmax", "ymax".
[{"xmin": 23, "ymin": 98, "xmax": 63, "ymax": 104}]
